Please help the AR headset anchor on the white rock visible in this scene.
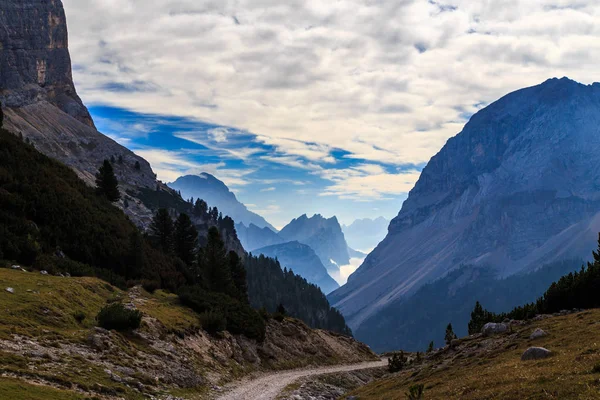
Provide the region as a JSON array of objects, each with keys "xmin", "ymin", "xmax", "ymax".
[
  {"xmin": 5, "ymin": 287, "xmax": 14, "ymax": 294},
  {"xmin": 40, "ymin": 270, "xmax": 48, "ymax": 275},
  {"xmin": 11, "ymin": 265, "xmax": 21, "ymax": 269},
  {"xmin": 530, "ymin": 328, "xmax": 548, "ymax": 340},
  {"xmin": 482, "ymin": 322, "xmax": 509, "ymax": 337}
]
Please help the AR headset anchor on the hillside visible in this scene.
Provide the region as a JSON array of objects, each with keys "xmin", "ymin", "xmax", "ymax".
[
  {"xmin": 0, "ymin": 268, "xmax": 377, "ymax": 399},
  {"xmin": 169, "ymin": 174, "xmax": 276, "ymax": 231},
  {"xmin": 350, "ymin": 309, "xmax": 600, "ymax": 399},
  {"xmin": 330, "ymin": 78, "xmax": 600, "ymax": 332},
  {"xmin": 253, "ymin": 241, "xmax": 340, "ymax": 294},
  {"xmin": 236, "ymin": 222, "xmax": 284, "ymax": 252}
]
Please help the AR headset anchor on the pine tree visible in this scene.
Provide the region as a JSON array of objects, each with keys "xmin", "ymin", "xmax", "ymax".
[
  {"xmin": 229, "ymin": 251, "xmax": 248, "ymax": 302},
  {"xmin": 149, "ymin": 209, "xmax": 174, "ymax": 254},
  {"xmin": 193, "ymin": 199, "xmax": 208, "ymax": 217},
  {"xmin": 468, "ymin": 301, "xmax": 487, "ymax": 335},
  {"xmin": 445, "ymin": 323, "xmax": 457, "ymax": 345},
  {"xmin": 95, "ymin": 160, "xmax": 120, "ymax": 202},
  {"xmin": 173, "ymin": 213, "xmax": 198, "ymax": 267},
  {"xmin": 427, "ymin": 341, "xmax": 434, "ymax": 353},
  {"xmin": 127, "ymin": 231, "xmax": 146, "ymax": 279},
  {"xmin": 203, "ymin": 227, "xmax": 233, "ymax": 294}
]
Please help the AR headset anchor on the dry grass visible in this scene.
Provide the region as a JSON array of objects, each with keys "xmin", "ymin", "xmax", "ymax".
[{"xmin": 350, "ymin": 310, "xmax": 600, "ymax": 399}]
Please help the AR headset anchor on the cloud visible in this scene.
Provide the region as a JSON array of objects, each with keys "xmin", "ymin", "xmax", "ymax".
[
  {"xmin": 260, "ymin": 187, "xmax": 276, "ymax": 192},
  {"xmin": 133, "ymin": 148, "xmax": 253, "ymax": 187},
  {"xmin": 63, "ymin": 0, "xmax": 600, "ymax": 202},
  {"xmin": 317, "ymin": 164, "xmax": 422, "ymax": 200}
]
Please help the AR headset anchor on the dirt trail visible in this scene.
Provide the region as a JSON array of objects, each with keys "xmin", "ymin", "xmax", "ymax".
[{"xmin": 215, "ymin": 359, "xmax": 386, "ymax": 400}]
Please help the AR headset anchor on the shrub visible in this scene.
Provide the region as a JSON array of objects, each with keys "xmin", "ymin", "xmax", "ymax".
[
  {"xmin": 273, "ymin": 312, "xmax": 285, "ymax": 322},
  {"xmin": 388, "ymin": 351, "xmax": 406, "ymax": 373},
  {"xmin": 199, "ymin": 311, "xmax": 227, "ymax": 335},
  {"xmin": 141, "ymin": 279, "xmax": 160, "ymax": 294},
  {"xmin": 406, "ymin": 384, "xmax": 425, "ymax": 399},
  {"xmin": 592, "ymin": 362, "xmax": 600, "ymax": 374},
  {"xmin": 178, "ymin": 287, "xmax": 266, "ymax": 341},
  {"xmin": 258, "ymin": 307, "xmax": 270, "ymax": 321},
  {"xmin": 96, "ymin": 303, "xmax": 142, "ymax": 331},
  {"xmin": 73, "ymin": 311, "xmax": 86, "ymax": 324}
]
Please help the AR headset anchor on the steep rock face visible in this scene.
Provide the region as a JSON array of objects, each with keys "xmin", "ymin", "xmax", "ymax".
[
  {"xmin": 236, "ymin": 222, "xmax": 285, "ymax": 252},
  {"xmin": 0, "ymin": 0, "xmax": 162, "ymax": 228},
  {"xmin": 280, "ymin": 214, "xmax": 350, "ymax": 280},
  {"xmin": 254, "ymin": 241, "xmax": 340, "ymax": 294},
  {"xmin": 168, "ymin": 174, "xmax": 277, "ymax": 231},
  {"xmin": 0, "ymin": 0, "xmax": 93, "ymax": 127},
  {"xmin": 330, "ymin": 78, "xmax": 600, "ymax": 330}
]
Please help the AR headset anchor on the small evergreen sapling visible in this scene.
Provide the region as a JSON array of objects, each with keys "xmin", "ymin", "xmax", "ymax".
[{"xmin": 445, "ymin": 323, "xmax": 457, "ymax": 345}]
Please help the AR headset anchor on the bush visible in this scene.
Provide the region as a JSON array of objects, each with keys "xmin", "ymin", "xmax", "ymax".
[
  {"xmin": 406, "ymin": 384, "xmax": 425, "ymax": 399},
  {"xmin": 199, "ymin": 311, "xmax": 226, "ymax": 335},
  {"xmin": 592, "ymin": 362, "xmax": 600, "ymax": 374},
  {"xmin": 388, "ymin": 351, "xmax": 406, "ymax": 373},
  {"xmin": 73, "ymin": 311, "xmax": 86, "ymax": 323},
  {"xmin": 258, "ymin": 307, "xmax": 270, "ymax": 321},
  {"xmin": 96, "ymin": 303, "xmax": 142, "ymax": 331},
  {"xmin": 141, "ymin": 279, "xmax": 160, "ymax": 294},
  {"xmin": 272, "ymin": 312, "xmax": 285, "ymax": 322},
  {"xmin": 178, "ymin": 287, "xmax": 266, "ymax": 341}
]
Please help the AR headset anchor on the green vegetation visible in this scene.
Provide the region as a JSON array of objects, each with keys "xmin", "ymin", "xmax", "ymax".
[
  {"xmin": 95, "ymin": 159, "xmax": 120, "ymax": 202},
  {"xmin": 198, "ymin": 311, "xmax": 227, "ymax": 335},
  {"xmin": 96, "ymin": 303, "xmax": 142, "ymax": 331},
  {"xmin": 0, "ymin": 377, "xmax": 85, "ymax": 400},
  {"xmin": 445, "ymin": 323, "xmax": 457, "ymax": 345},
  {"xmin": 246, "ymin": 254, "xmax": 352, "ymax": 335},
  {"xmin": 351, "ymin": 309, "xmax": 600, "ymax": 399},
  {"xmin": 406, "ymin": 384, "xmax": 425, "ymax": 400},
  {"xmin": 388, "ymin": 351, "xmax": 406, "ymax": 373}
]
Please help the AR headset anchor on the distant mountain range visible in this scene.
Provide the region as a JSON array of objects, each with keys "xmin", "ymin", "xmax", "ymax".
[
  {"xmin": 168, "ymin": 174, "xmax": 277, "ymax": 231},
  {"xmin": 330, "ymin": 77, "xmax": 600, "ymax": 338},
  {"xmin": 253, "ymin": 241, "xmax": 340, "ymax": 294},
  {"xmin": 342, "ymin": 217, "xmax": 390, "ymax": 252}
]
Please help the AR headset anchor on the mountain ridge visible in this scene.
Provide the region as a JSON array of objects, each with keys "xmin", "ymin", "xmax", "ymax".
[{"xmin": 331, "ymin": 77, "xmax": 600, "ymax": 331}]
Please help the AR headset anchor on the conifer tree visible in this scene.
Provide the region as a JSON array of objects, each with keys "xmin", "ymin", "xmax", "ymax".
[
  {"xmin": 445, "ymin": 323, "xmax": 457, "ymax": 345},
  {"xmin": 427, "ymin": 341, "xmax": 434, "ymax": 353},
  {"xmin": 174, "ymin": 213, "xmax": 198, "ymax": 267},
  {"xmin": 203, "ymin": 227, "xmax": 233, "ymax": 294},
  {"xmin": 95, "ymin": 159, "xmax": 120, "ymax": 202},
  {"xmin": 193, "ymin": 199, "xmax": 208, "ymax": 217},
  {"xmin": 149, "ymin": 208, "xmax": 174, "ymax": 254},
  {"xmin": 229, "ymin": 251, "xmax": 248, "ymax": 302}
]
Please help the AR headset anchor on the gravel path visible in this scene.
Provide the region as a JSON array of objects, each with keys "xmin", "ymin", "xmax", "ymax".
[{"xmin": 215, "ymin": 359, "xmax": 386, "ymax": 400}]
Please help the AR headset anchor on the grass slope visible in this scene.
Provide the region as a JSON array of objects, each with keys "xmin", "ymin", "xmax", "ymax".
[{"xmin": 351, "ymin": 310, "xmax": 600, "ymax": 399}]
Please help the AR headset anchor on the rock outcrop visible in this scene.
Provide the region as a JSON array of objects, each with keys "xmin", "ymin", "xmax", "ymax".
[
  {"xmin": 280, "ymin": 214, "xmax": 350, "ymax": 281},
  {"xmin": 521, "ymin": 347, "xmax": 552, "ymax": 361},
  {"xmin": 330, "ymin": 78, "xmax": 600, "ymax": 331},
  {"xmin": 482, "ymin": 322, "xmax": 509, "ymax": 337}
]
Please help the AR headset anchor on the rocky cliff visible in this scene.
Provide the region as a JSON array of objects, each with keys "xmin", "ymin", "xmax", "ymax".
[
  {"xmin": 237, "ymin": 222, "xmax": 285, "ymax": 252},
  {"xmin": 280, "ymin": 214, "xmax": 351, "ymax": 282},
  {"xmin": 0, "ymin": 0, "xmax": 164, "ymax": 228},
  {"xmin": 330, "ymin": 78, "xmax": 600, "ymax": 330}
]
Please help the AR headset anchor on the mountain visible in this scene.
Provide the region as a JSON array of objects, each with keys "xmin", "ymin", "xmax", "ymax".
[
  {"xmin": 279, "ymin": 214, "xmax": 351, "ymax": 280},
  {"xmin": 342, "ymin": 217, "xmax": 390, "ymax": 252},
  {"xmin": 253, "ymin": 241, "xmax": 340, "ymax": 294},
  {"xmin": 330, "ymin": 77, "xmax": 600, "ymax": 331},
  {"xmin": 168, "ymin": 174, "xmax": 277, "ymax": 231},
  {"xmin": 236, "ymin": 222, "xmax": 284, "ymax": 251},
  {"xmin": 0, "ymin": 0, "xmax": 173, "ymax": 229}
]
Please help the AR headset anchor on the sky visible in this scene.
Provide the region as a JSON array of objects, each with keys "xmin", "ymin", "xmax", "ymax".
[{"xmin": 62, "ymin": 0, "xmax": 600, "ymax": 228}]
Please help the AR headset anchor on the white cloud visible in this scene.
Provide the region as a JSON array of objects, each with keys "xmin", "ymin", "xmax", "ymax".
[
  {"xmin": 260, "ymin": 187, "xmax": 276, "ymax": 192},
  {"xmin": 133, "ymin": 148, "xmax": 253, "ymax": 187},
  {"xmin": 63, "ymin": 0, "xmax": 600, "ymax": 198}
]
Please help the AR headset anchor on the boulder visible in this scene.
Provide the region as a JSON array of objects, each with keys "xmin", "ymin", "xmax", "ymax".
[
  {"xmin": 529, "ymin": 328, "xmax": 548, "ymax": 340},
  {"xmin": 5, "ymin": 287, "xmax": 14, "ymax": 294},
  {"xmin": 482, "ymin": 322, "xmax": 508, "ymax": 337},
  {"xmin": 521, "ymin": 347, "xmax": 552, "ymax": 361}
]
